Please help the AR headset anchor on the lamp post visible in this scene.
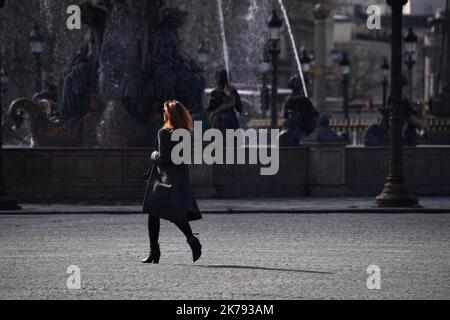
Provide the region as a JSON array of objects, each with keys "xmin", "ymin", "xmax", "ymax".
[
  {"xmin": 331, "ymin": 47, "xmax": 341, "ymax": 64},
  {"xmin": 197, "ymin": 40, "xmax": 210, "ymax": 67},
  {"xmin": 339, "ymin": 53, "xmax": 350, "ymax": 139},
  {"xmin": 0, "ymin": 0, "xmax": 20, "ymax": 210},
  {"xmin": 299, "ymin": 46, "xmax": 312, "ymax": 96},
  {"xmin": 259, "ymin": 45, "xmax": 271, "ymax": 119},
  {"xmin": 375, "ymin": 0, "xmax": 418, "ymax": 208},
  {"xmin": 404, "ymin": 27, "xmax": 418, "ymax": 101},
  {"xmin": 30, "ymin": 24, "xmax": 44, "ymax": 94},
  {"xmin": 267, "ymin": 10, "xmax": 283, "ymax": 129},
  {"xmin": 381, "ymin": 57, "xmax": 390, "ymax": 109}
]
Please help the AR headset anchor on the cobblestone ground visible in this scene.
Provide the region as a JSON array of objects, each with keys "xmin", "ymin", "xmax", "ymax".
[{"xmin": 0, "ymin": 213, "xmax": 449, "ymax": 299}]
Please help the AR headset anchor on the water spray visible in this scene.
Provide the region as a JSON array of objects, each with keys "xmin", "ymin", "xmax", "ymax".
[
  {"xmin": 216, "ymin": 0, "xmax": 231, "ymax": 78},
  {"xmin": 277, "ymin": 0, "xmax": 309, "ymax": 98}
]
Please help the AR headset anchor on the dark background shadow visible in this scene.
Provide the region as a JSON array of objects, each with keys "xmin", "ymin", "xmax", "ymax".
[{"xmin": 176, "ymin": 264, "xmax": 334, "ymax": 274}]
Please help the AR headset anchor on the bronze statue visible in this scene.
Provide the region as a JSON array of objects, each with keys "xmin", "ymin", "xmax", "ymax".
[
  {"xmin": 364, "ymin": 76, "xmax": 423, "ymax": 147},
  {"xmin": 58, "ymin": 1, "xmax": 107, "ymax": 121},
  {"xmin": 207, "ymin": 69, "xmax": 243, "ymax": 132},
  {"xmin": 279, "ymin": 76, "xmax": 319, "ymax": 146}
]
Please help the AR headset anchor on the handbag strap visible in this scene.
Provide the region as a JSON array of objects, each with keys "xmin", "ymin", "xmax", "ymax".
[{"xmin": 143, "ymin": 135, "xmax": 159, "ymax": 179}]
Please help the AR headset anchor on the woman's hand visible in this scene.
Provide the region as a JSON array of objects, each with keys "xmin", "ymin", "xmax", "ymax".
[
  {"xmin": 142, "ymin": 171, "xmax": 151, "ymax": 180},
  {"xmin": 151, "ymin": 151, "xmax": 159, "ymax": 162}
]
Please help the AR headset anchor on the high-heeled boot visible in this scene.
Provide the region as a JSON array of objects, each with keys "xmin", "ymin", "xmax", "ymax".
[
  {"xmin": 187, "ymin": 235, "xmax": 202, "ymax": 262},
  {"xmin": 141, "ymin": 244, "xmax": 161, "ymax": 263}
]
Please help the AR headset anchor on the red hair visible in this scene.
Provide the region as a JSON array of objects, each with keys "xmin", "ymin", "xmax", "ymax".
[{"xmin": 163, "ymin": 100, "xmax": 193, "ymax": 133}]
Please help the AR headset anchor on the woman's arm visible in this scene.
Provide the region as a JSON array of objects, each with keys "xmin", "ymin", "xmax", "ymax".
[
  {"xmin": 151, "ymin": 129, "xmax": 172, "ymax": 165},
  {"xmin": 209, "ymin": 90, "xmax": 236, "ymax": 119},
  {"xmin": 210, "ymin": 97, "xmax": 235, "ymax": 116}
]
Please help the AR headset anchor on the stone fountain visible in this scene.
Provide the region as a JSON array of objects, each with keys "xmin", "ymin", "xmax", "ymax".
[{"xmin": 8, "ymin": 0, "xmax": 206, "ymax": 147}]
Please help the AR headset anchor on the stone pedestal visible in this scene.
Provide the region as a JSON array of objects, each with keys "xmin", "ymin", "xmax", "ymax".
[
  {"xmin": 190, "ymin": 164, "xmax": 217, "ymax": 198},
  {"xmin": 301, "ymin": 140, "xmax": 348, "ymax": 196},
  {"xmin": 300, "ymin": 114, "xmax": 348, "ymax": 196}
]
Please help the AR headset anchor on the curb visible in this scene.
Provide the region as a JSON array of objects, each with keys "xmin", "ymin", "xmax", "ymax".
[{"xmin": 1, "ymin": 208, "xmax": 450, "ymax": 214}]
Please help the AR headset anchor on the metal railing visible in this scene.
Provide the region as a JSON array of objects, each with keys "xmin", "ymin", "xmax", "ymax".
[
  {"xmin": 247, "ymin": 117, "xmax": 450, "ymax": 145},
  {"xmin": 329, "ymin": 118, "xmax": 379, "ymax": 145}
]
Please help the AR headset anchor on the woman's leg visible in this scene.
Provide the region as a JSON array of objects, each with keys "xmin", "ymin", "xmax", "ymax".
[
  {"xmin": 174, "ymin": 221, "xmax": 193, "ymax": 239},
  {"xmin": 148, "ymin": 215, "xmax": 160, "ymax": 247},
  {"xmin": 142, "ymin": 215, "xmax": 161, "ymax": 263},
  {"xmin": 175, "ymin": 221, "xmax": 202, "ymax": 262}
]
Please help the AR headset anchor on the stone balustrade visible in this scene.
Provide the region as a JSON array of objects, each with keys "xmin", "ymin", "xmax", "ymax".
[
  {"xmin": 2, "ymin": 144, "xmax": 450, "ymax": 202},
  {"xmin": 248, "ymin": 117, "xmax": 450, "ymax": 145}
]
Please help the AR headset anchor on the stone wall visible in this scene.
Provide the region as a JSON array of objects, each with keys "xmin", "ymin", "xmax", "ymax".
[
  {"xmin": 346, "ymin": 146, "xmax": 450, "ymax": 196},
  {"xmin": 2, "ymin": 147, "xmax": 309, "ymax": 202},
  {"xmin": 3, "ymin": 145, "xmax": 450, "ymax": 202},
  {"xmin": 3, "ymin": 148, "xmax": 151, "ymax": 202},
  {"xmin": 212, "ymin": 147, "xmax": 309, "ymax": 198}
]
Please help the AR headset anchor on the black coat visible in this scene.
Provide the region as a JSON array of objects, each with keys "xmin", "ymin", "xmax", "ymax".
[{"xmin": 142, "ymin": 128, "xmax": 202, "ymax": 223}]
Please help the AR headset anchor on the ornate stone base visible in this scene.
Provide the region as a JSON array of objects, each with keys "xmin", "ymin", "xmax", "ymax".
[{"xmin": 375, "ymin": 181, "xmax": 420, "ymax": 208}]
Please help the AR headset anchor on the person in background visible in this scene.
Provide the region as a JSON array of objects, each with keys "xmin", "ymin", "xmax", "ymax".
[{"xmin": 207, "ymin": 69, "xmax": 243, "ymax": 132}]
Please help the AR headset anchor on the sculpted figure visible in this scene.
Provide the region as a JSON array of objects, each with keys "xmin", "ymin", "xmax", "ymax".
[
  {"xmin": 279, "ymin": 76, "xmax": 319, "ymax": 146},
  {"xmin": 56, "ymin": 1, "xmax": 107, "ymax": 121},
  {"xmin": 207, "ymin": 69, "xmax": 243, "ymax": 132}
]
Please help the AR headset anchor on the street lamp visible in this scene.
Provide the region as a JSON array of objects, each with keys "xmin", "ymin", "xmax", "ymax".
[
  {"xmin": 331, "ymin": 47, "xmax": 342, "ymax": 64},
  {"xmin": 375, "ymin": 0, "xmax": 418, "ymax": 208},
  {"xmin": 339, "ymin": 53, "xmax": 350, "ymax": 140},
  {"xmin": 299, "ymin": 46, "xmax": 312, "ymax": 94},
  {"xmin": 299, "ymin": 47, "xmax": 312, "ymax": 73},
  {"xmin": 30, "ymin": 24, "xmax": 44, "ymax": 93},
  {"xmin": 259, "ymin": 45, "xmax": 271, "ymax": 118},
  {"xmin": 268, "ymin": 10, "xmax": 283, "ymax": 41},
  {"xmin": 404, "ymin": 27, "xmax": 418, "ymax": 101},
  {"xmin": 197, "ymin": 41, "xmax": 210, "ymax": 66},
  {"xmin": 0, "ymin": 1, "xmax": 21, "ymax": 210},
  {"xmin": 267, "ymin": 10, "xmax": 283, "ymax": 129},
  {"xmin": 381, "ymin": 57, "xmax": 390, "ymax": 109},
  {"xmin": 339, "ymin": 53, "xmax": 350, "ymax": 76}
]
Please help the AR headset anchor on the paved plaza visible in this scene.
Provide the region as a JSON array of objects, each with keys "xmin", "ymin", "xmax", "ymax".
[{"xmin": 0, "ymin": 212, "xmax": 449, "ymax": 299}]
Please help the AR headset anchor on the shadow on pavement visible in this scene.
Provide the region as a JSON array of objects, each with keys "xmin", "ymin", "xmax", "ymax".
[{"xmin": 176, "ymin": 264, "xmax": 333, "ymax": 274}]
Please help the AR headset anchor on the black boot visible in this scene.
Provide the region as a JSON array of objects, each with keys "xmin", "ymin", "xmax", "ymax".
[
  {"xmin": 141, "ymin": 244, "xmax": 161, "ymax": 264},
  {"xmin": 187, "ymin": 235, "xmax": 202, "ymax": 262}
]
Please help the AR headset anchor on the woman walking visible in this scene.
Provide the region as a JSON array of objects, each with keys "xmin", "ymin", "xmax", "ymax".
[{"xmin": 141, "ymin": 100, "xmax": 202, "ymax": 264}]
